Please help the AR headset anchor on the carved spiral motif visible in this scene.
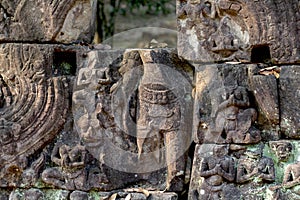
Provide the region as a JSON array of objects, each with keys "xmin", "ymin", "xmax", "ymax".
[{"xmin": 0, "ymin": 44, "xmax": 69, "ymax": 167}]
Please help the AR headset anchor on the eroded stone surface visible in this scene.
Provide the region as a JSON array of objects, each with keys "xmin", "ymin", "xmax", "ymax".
[
  {"xmin": 177, "ymin": 0, "xmax": 300, "ymax": 63},
  {"xmin": 190, "ymin": 140, "xmax": 300, "ymax": 200},
  {"xmin": 73, "ymin": 48, "xmax": 194, "ymax": 191},
  {"xmin": 0, "ymin": 0, "xmax": 96, "ymax": 43},
  {"xmin": 0, "ymin": 43, "xmax": 70, "ymax": 187},
  {"xmin": 193, "ymin": 64, "xmax": 279, "ymax": 144},
  {"xmin": 279, "ymin": 66, "xmax": 300, "ymax": 138},
  {"xmin": 189, "ymin": 143, "xmax": 277, "ymax": 200}
]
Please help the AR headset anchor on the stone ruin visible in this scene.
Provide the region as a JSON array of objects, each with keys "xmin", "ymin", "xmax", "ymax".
[{"xmin": 0, "ymin": 0, "xmax": 299, "ymax": 199}]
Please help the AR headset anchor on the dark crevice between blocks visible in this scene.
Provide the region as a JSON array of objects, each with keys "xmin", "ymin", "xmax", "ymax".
[
  {"xmin": 52, "ymin": 51, "xmax": 77, "ymax": 76},
  {"xmin": 251, "ymin": 45, "xmax": 271, "ymax": 63},
  {"xmin": 178, "ymin": 141, "xmax": 196, "ymax": 199}
]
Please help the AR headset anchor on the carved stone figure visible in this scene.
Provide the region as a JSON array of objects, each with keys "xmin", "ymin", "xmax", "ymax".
[
  {"xmin": 199, "ymin": 145, "xmax": 235, "ymax": 199},
  {"xmin": 237, "ymin": 150, "xmax": 275, "ymax": 184},
  {"xmin": 177, "ymin": 0, "xmax": 300, "ymax": 63},
  {"xmin": 177, "ymin": 0, "xmax": 250, "ymax": 62},
  {"xmin": 42, "ymin": 141, "xmax": 109, "ymax": 191},
  {"xmin": 269, "ymin": 141, "xmax": 293, "ymax": 162},
  {"xmin": 42, "ymin": 143, "xmax": 88, "ymax": 190},
  {"xmin": 212, "ymin": 85, "xmax": 261, "ymax": 144},
  {"xmin": 135, "ymin": 50, "xmax": 193, "ymax": 191},
  {"xmin": 73, "ymin": 49, "xmax": 193, "ymax": 191},
  {"xmin": 270, "ymin": 161, "xmax": 300, "ymax": 197}
]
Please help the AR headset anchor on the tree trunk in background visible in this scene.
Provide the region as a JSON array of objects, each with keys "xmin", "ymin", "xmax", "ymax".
[{"xmin": 95, "ymin": 0, "xmax": 121, "ymax": 44}]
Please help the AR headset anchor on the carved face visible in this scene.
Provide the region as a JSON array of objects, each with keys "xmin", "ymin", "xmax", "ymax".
[
  {"xmin": 270, "ymin": 141, "xmax": 293, "ymax": 161},
  {"xmin": 213, "ymin": 145, "xmax": 228, "ymax": 157}
]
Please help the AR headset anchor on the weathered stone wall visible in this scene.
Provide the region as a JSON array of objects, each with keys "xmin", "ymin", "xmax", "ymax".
[
  {"xmin": 0, "ymin": 0, "xmax": 299, "ymax": 200},
  {"xmin": 0, "ymin": 0, "xmax": 96, "ymax": 43},
  {"xmin": 177, "ymin": 1, "xmax": 300, "ymax": 200}
]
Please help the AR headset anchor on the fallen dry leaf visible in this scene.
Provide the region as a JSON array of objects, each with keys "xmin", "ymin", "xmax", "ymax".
[
  {"xmin": 259, "ymin": 66, "xmax": 281, "ymax": 78},
  {"xmin": 109, "ymin": 193, "xmax": 118, "ymax": 200},
  {"xmin": 124, "ymin": 188, "xmax": 150, "ymax": 197},
  {"xmin": 125, "ymin": 194, "xmax": 132, "ymax": 200}
]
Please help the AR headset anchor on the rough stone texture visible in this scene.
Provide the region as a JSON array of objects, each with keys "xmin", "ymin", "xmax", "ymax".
[
  {"xmin": 0, "ymin": 43, "xmax": 73, "ymax": 188},
  {"xmin": 279, "ymin": 66, "xmax": 300, "ymax": 138},
  {"xmin": 0, "ymin": 0, "xmax": 96, "ymax": 43},
  {"xmin": 251, "ymin": 74, "xmax": 280, "ymax": 128},
  {"xmin": 193, "ymin": 64, "xmax": 280, "ymax": 144},
  {"xmin": 177, "ymin": 0, "xmax": 300, "ymax": 64},
  {"xmin": 5, "ymin": 189, "xmax": 178, "ymax": 200},
  {"xmin": 0, "ymin": 0, "xmax": 299, "ymax": 199},
  {"xmin": 189, "ymin": 138, "xmax": 300, "ymax": 200},
  {"xmin": 73, "ymin": 48, "xmax": 194, "ymax": 191},
  {"xmin": 189, "ymin": 141, "xmax": 300, "ymax": 200}
]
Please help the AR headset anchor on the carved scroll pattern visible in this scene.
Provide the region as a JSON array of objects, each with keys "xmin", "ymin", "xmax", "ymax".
[{"xmin": 0, "ymin": 44, "xmax": 69, "ymax": 169}]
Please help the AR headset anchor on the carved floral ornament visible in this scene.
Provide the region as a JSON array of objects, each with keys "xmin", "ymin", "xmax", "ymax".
[{"xmin": 0, "ymin": 44, "xmax": 68, "ymax": 170}]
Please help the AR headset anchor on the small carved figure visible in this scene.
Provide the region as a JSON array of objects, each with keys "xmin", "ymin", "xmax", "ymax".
[
  {"xmin": 42, "ymin": 143, "xmax": 108, "ymax": 191},
  {"xmin": 42, "ymin": 143, "xmax": 88, "ymax": 190},
  {"xmin": 212, "ymin": 85, "xmax": 261, "ymax": 144},
  {"xmin": 177, "ymin": 0, "xmax": 250, "ymax": 61},
  {"xmin": 237, "ymin": 150, "xmax": 275, "ymax": 184},
  {"xmin": 269, "ymin": 141, "xmax": 293, "ymax": 162},
  {"xmin": 21, "ymin": 153, "xmax": 45, "ymax": 187},
  {"xmin": 270, "ymin": 161, "xmax": 300, "ymax": 196},
  {"xmin": 96, "ymin": 67, "xmax": 115, "ymax": 130},
  {"xmin": 199, "ymin": 145, "xmax": 235, "ymax": 199}
]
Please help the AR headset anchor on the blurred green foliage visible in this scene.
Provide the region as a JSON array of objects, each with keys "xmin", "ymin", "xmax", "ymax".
[
  {"xmin": 122, "ymin": 0, "xmax": 174, "ymax": 15},
  {"xmin": 95, "ymin": 0, "xmax": 174, "ymax": 43}
]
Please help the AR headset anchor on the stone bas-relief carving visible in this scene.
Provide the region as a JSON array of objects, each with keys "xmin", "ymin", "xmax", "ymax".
[
  {"xmin": 42, "ymin": 142, "xmax": 108, "ymax": 191},
  {"xmin": 237, "ymin": 150, "xmax": 275, "ymax": 184},
  {"xmin": 193, "ymin": 64, "xmax": 271, "ymax": 144},
  {"xmin": 269, "ymin": 161, "xmax": 300, "ymax": 199},
  {"xmin": 189, "ymin": 144, "xmax": 276, "ymax": 200},
  {"xmin": 0, "ymin": 1, "xmax": 299, "ymax": 199},
  {"xmin": 236, "ymin": 149, "xmax": 275, "ymax": 199},
  {"xmin": 199, "ymin": 145, "xmax": 235, "ymax": 199},
  {"xmin": 73, "ymin": 49, "xmax": 193, "ymax": 191},
  {"xmin": 211, "ymin": 85, "xmax": 261, "ymax": 144},
  {"xmin": 269, "ymin": 141, "xmax": 293, "ymax": 162},
  {"xmin": 264, "ymin": 141, "xmax": 300, "ymax": 199},
  {"xmin": 0, "ymin": 44, "xmax": 69, "ymax": 187},
  {"xmin": 6, "ymin": 189, "xmax": 179, "ymax": 200},
  {"xmin": 0, "ymin": 0, "xmax": 96, "ymax": 43},
  {"xmin": 177, "ymin": 0, "xmax": 300, "ymax": 63}
]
